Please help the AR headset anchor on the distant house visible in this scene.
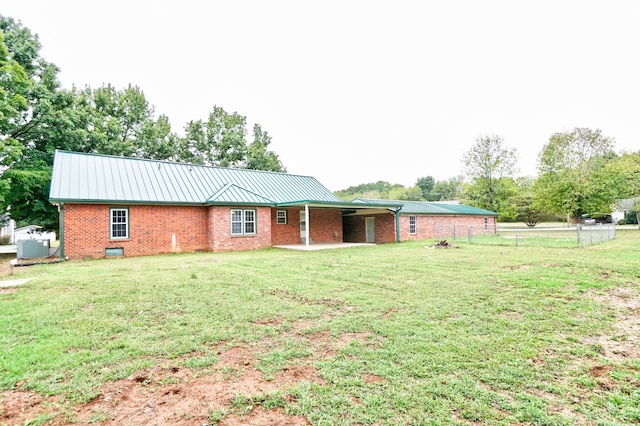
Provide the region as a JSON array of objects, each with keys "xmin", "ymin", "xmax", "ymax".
[
  {"xmin": 14, "ymin": 225, "xmax": 56, "ymax": 243},
  {"xmin": 346, "ymin": 198, "xmax": 498, "ymax": 242},
  {"xmin": 612, "ymin": 198, "xmax": 637, "ymax": 223},
  {"xmin": 49, "ymin": 151, "xmax": 497, "ymax": 260}
]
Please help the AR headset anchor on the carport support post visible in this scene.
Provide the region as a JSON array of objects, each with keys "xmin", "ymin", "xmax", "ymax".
[
  {"xmin": 59, "ymin": 202, "xmax": 65, "ymax": 260},
  {"xmin": 305, "ymin": 203, "xmax": 310, "ymax": 249}
]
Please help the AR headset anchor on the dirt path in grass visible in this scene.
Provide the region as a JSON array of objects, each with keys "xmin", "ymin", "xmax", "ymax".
[{"xmin": 0, "ymin": 317, "xmax": 374, "ymax": 425}]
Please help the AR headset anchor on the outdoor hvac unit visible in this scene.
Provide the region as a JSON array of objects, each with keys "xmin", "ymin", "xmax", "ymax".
[{"xmin": 17, "ymin": 239, "xmax": 50, "ymax": 259}]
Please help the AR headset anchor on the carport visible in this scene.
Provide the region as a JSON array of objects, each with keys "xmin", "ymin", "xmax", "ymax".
[{"xmin": 272, "ymin": 200, "xmax": 403, "ymax": 249}]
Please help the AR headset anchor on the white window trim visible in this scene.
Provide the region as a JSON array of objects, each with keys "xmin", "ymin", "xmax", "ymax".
[
  {"xmin": 110, "ymin": 207, "xmax": 129, "ymax": 240},
  {"xmin": 409, "ymin": 216, "xmax": 417, "ymax": 235},
  {"xmin": 276, "ymin": 210, "xmax": 287, "ymax": 224},
  {"xmin": 231, "ymin": 209, "xmax": 257, "ymax": 236}
]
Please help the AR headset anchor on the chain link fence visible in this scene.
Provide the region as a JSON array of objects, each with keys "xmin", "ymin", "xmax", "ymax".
[{"xmin": 435, "ymin": 223, "xmax": 616, "ymax": 248}]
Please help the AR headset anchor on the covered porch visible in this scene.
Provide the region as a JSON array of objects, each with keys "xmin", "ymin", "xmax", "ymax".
[{"xmin": 272, "ymin": 200, "xmax": 402, "ymax": 249}]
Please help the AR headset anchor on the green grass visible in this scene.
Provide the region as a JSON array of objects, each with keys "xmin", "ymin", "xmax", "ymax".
[{"xmin": 2, "ymin": 231, "xmax": 640, "ymax": 424}]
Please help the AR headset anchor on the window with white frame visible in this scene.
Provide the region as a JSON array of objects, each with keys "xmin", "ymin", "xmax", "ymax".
[
  {"xmin": 110, "ymin": 208, "xmax": 129, "ymax": 239},
  {"xmin": 231, "ymin": 209, "xmax": 257, "ymax": 235},
  {"xmin": 276, "ymin": 210, "xmax": 287, "ymax": 224},
  {"xmin": 409, "ymin": 216, "xmax": 417, "ymax": 234}
]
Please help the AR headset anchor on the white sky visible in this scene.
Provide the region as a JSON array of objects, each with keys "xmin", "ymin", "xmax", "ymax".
[{"xmin": 3, "ymin": 0, "xmax": 639, "ymax": 191}]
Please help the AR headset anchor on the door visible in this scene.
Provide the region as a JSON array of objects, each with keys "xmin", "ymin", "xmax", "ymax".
[
  {"xmin": 300, "ymin": 210, "xmax": 306, "ymax": 240},
  {"xmin": 365, "ymin": 217, "xmax": 375, "ymax": 243}
]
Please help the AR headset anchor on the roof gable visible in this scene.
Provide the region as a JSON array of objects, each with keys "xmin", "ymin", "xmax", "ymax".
[{"xmin": 49, "ymin": 150, "xmax": 341, "ymax": 205}]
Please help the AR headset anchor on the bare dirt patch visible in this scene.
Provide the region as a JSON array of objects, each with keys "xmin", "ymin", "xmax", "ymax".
[
  {"xmin": 1, "ymin": 326, "xmax": 372, "ymax": 425},
  {"xmin": 1, "ymin": 346, "xmax": 315, "ymax": 425},
  {"xmin": 588, "ymin": 286, "xmax": 640, "ymax": 360}
]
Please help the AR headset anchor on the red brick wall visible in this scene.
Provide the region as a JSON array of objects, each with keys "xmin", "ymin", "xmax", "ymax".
[
  {"xmin": 208, "ymin": 206, "xmax": 272, "ymax": 252},
  {"xmin": 399, "ymin": 215, "xmax": 497, "ymax": 240},
  {"xmin": 271, "ymin": 208, "xmax": 301, "ymax": 245},
  {"xmin": 308, "ymin": 209, "xmax": 343, "ymax": 243},
  {"xmin": 342, "ymin": 213, "xmax": 396, "ymax": 243},
  {"xmin": 271, "ymin": 208, "xmax": 343, "ymax": 244},
  {"xmin": 63, "ymin": 204, "xmax": 209, "ymax": 260}
]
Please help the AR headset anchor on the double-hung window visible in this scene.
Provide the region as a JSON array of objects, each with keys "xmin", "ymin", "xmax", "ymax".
[
  {"xmin": 110, "ymin": 208, "xmax": 129, "ymax": 239},
  {"xmin": 231, "ymin": 209, "xmax": 257, "ymax": 235},
  {"xmin": 409, "ymin": 216, "xmax": 417, "ymax": 235},
  {"xmin": 276, "ymin": 210, "xmax": 287, "ymax": 224}
]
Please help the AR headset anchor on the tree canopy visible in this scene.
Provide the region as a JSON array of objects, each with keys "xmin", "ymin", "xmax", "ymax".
[
  {"xmin": 461, "ymin": 134, "xmax": 518, "ymax": 218},
  {"xmin": 534, "ymin": 128, "xmax": 617, "ymax": 221}
]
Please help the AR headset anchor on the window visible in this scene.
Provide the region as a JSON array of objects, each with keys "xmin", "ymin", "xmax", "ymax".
[
  {"xmin": 409, "ymin": 216, "xmax": 416, "ymax": 235},
  {"xmin": 484, "ymin": 217, "xmax": 489, "ymax": 231},
  {"xmin": 110, "ymin": 208, "xmax": 129, "ymax": 239},
  {"xmin": 231, "ymin": 209, "xmax": 257, "ymax": 235},
  {"xmin": 276, "ymin": 210, "xmax": 287, "ymax": 224}
]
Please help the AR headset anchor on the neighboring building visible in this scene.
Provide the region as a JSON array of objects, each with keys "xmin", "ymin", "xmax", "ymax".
[
  {"xmin": 612, "ymin": 198, "xmax": 637, "ymax": 223},
  {"xmin": 14, "ymin": 225, "xmax": 56, "ymax": 243},
  {"xmin": 49, "ymin": 150, "xmax": 497, "ymax": 260},
  {"xmin": 348, "ymin": 198, "xmax": 498, "ymax": 242},
  {"xmin": 0, "ymin": 215, "xmax": 15, "ymax": 244}
]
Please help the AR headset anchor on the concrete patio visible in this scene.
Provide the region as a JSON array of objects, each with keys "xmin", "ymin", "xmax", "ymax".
[{"xmin": 273, "ymin": 242, "xmax": 375, "ymax": 251}]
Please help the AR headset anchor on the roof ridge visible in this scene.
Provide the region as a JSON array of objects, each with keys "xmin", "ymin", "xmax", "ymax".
[{"xmin": 53, "ymin": 149, "xmax": 314, "ymax": 180}]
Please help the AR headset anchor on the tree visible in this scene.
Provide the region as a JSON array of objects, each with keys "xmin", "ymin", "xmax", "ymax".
[
  {"xmin": 416, "ymin": 176, "xmax": 435, "ymax": 200},
  {"xmin": 430, "ymin": 176, "xmax": 463, "ymax": 201},
  {"xmin": 246, "ymin": 124, "xmax": 286, "ymax": 172},
  {"xmin": 510, "ymin": 177, "xmax": 545, "ymax": 227},
  {"xmin": 388, "ymin": 185, "xmax": 422, "ymax": 201},
  {"xmin": 535, "ymin": 128, "xmax": 617, "ymax": 221},
  {"xmin": 181, "ymin": 106, "xmax": 247, "ymax": 167},
  {"xmin": 334, "ymin": 181, "xmax": 404, "ymax": 201},
  {"xmin": 608, "ymin": 151, "xmax": 640, "ymax": 228},
  {"xmin": 462, "ymin": 134, "xmax": 518, "ymax": 213}
]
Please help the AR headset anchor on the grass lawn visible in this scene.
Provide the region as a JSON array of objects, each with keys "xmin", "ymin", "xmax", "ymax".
[{"xmin": 1, "ymin": 231, "xmax": 639, "ymax": 425}]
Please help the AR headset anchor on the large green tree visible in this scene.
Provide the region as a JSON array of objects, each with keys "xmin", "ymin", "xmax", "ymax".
[
  {"xmin": 416, "ymin": 176, "xmax": 435, "ymax": 200},
  {"xmin": 461, "ymin": 134, "xmax": 518, "ymax": 215},
  {"xmin": 535, "ymin": 128, "xmax": 617, "ymax": 221},
  {"xmin": 430, "ymin": 176, "xmax": 464, "ymax": 201},
  {"xmin": 607, "ymin": 151, "xmax": 640, "ymax": 228},
  {"xmin": 0, "ymin": 16, "xmax": 62, "ymax": 230},
  {"xmin": 181, "ymin": 106, "xmax": 247, "ymax": 167},
  {"xmin": 246, "ymin": 124, "xmax": 286, "ymax": 172}
]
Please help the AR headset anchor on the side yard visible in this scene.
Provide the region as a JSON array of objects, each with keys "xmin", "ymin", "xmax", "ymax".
[{"xmin": 1, "ymin": 232, "xmax": 639, "ymax": 425}]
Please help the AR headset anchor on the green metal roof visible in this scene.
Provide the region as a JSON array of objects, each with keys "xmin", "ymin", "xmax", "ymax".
[
  {"xmin": 49, "ymin": 150, "xmax": 343, "ymax": 205},
  {"xmin": 353, "ymin": 198, "xmax": 498, "ymax": 216}
]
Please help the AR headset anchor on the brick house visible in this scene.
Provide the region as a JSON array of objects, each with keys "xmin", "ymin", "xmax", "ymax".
[
  {"xmin": 49, "ymin": 151, "xmax": 497, "ymax": 260},
  {"xmin": 49, "ymin": 151, "xmax": 403, "ymax": 260},
  {"xmin": 344, "ymin": 199, "xmax": 498, "ymax": 243}
]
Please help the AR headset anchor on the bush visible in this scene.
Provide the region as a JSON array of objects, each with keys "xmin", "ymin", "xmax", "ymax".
[{"xmin": 0, "ymin": 235, "xmax": 10, "ymax": 245}]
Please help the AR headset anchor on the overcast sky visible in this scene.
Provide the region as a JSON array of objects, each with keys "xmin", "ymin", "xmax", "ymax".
[{"xmin": 3, "ymin": 1, "xmax": 639, "ymax": 190}]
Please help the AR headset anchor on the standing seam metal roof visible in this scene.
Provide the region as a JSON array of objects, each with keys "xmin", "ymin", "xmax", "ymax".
[
  {"xmin": 353, "ymin": 198, "xmax": 498, "ymax": 216},
  {"xmin": 49, "ymin": 150, "xmax": 342, "ymax": 205}
]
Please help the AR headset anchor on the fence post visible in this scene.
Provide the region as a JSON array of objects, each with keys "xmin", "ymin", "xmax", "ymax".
[
  {"xmin": 577, "ymin": 224, "xmax": 581, "ymax": 247},
  {"xmin": 468, "ymin": 225, "xmax": 472, "ymax": 243},
  {"xmin": 453, "ymin": 226, "xmax": 456, "ymax": 241}
]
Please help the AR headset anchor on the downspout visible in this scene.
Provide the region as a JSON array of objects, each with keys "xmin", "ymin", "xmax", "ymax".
[
  {"xmin": 305, "ymin": 203, "xmax": 310, "ymax": 249},
  {"xmin": 59, "ymin": 202, "xmax": 65, "ymax": 260},
  {"xmin": 395, "ymin": 207, "xmax": 402, "ymax": 242}
]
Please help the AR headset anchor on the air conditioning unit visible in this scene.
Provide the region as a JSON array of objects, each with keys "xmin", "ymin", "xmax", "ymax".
[{"xmin": 17, "ymin": 239, "xmax": 50, "ymax": 259}]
